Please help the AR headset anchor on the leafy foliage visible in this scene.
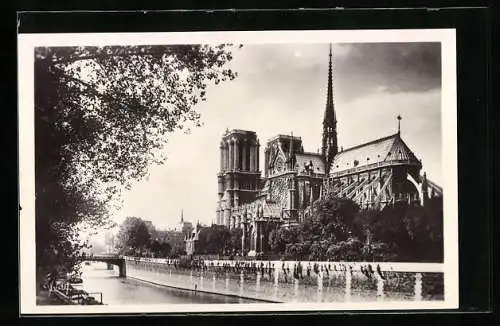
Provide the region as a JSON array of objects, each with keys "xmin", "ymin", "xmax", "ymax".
[
  {"xmin": 149, "ymin": 240, "xmax": 172, "ymax": 258},
  {"xmin": 170, "ymin": 246, "xmax": 187, "ymax": 257},
  {"xmin": 228, "ymin": 228, "xmax": 243, "ymax": 253},
  {"xmin": 196, "ymin": 225, "xmax": 231, "ymax": 255},
  {"xmin": 115, "ymin": 217, "xmax": 152, "ymax": 254},
  {"xmin": 115, "ymin": 217, "xmax": 179, "ymax": 257},
  {"xmin": 268, "ymin": 196, "xmax": 443, "ymax": 262},
  {"xmin": 269, "ymin": 227, "xmax": 298, "ymax": 254},
  {"xmin": 35, "ymin": 44, "xmax": 238, "ymax": 280},
  {"xmin": 277, "ymin": 197, "xmax": 363, "ymax": 261},
  {"xmin": 355, "ymin": 198, "xmax": 443, "ymax": 262}
]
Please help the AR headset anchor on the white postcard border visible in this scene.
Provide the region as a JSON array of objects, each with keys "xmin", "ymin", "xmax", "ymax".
[{"xmin": 18, "ymin": 29, "xmax": 458, "ymax": 314}]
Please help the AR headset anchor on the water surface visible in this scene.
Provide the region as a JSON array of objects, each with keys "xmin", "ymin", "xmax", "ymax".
[{"xmin": 80, "ymin": 262, "xmax": 258, "ymax": 305}]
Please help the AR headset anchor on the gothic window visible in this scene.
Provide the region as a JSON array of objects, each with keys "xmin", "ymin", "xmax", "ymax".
[
  {"xmin": 274, "ymin": 157, "xmax": 285, "ymax": 174},
  {"xmin": 353, "ymin": 160, "xmax": 359, "ymax": 167},
  {"xmin": 269, "ymin": 177, "xmax": 288, "ymax": 207}
]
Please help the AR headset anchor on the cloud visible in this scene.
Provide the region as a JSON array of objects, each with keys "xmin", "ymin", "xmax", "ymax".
[
  {"xmin": 334, "ymin": 42, "xmax": 441, "ymax": 101},
  {"xmin": 222, "ymin": 43, "xmax": 441, "ymax": 111}
]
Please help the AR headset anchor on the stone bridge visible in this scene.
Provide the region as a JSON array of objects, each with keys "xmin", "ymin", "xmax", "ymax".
[{"xmin": 85, "ymin": 254, "xmax": 126, "ymax": 277}]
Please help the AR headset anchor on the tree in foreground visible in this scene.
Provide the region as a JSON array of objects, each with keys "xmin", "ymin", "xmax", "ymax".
[{"xmin": 35, "ymin": 44, "xmax": 239, "ymax": 283}]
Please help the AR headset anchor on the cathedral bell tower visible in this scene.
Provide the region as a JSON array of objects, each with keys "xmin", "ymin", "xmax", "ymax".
[
  {"xmin": 216, "ymin": 129, "xmax": 261, "ymax": 227},
  {"xmin": 322, "ymin": 44, "xmax": 338, "ymax": 175}
]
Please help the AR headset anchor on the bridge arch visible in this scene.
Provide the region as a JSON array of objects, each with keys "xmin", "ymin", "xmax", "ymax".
[{"xmin": 85, "ymin": 254, "xmax": 126, "ymax": 277}]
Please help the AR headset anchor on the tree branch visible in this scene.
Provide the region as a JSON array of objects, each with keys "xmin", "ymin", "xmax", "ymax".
[
  {"xmin": 58, "ymin": 72, "xmax": 143, "ymax": 115},
  {"xmin": 52, "ymin": 51, "xmax": 168, "ymax": 65}
]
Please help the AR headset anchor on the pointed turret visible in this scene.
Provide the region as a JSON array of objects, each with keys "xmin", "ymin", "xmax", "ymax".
[
  {"xmin": 289, "ymin": 131, "xmax": 294, "ymax": 170},
  {"xmin": 180, "ymin": 209, "xmax": 184, "ymax": 223},
  {"xmin": 322, "ymin": 44, "xmax": 338, "ymax": 174},
  {"xmin": 421, "ymin": 172, "xmax": 429, "ymax": 206},
  {"xmin": 324, "ymin": 44, "xmax": 336, "ymax": 125}
]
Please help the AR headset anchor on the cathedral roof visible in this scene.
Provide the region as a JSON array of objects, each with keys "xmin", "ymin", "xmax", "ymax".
[
  {"xmin": 267, "ymin": 134, "xmax": 302, "ymax": 144},
  {"xmin": 329, "ymin": 133, "xmax": 421, "ymax": 175},
  {"xmin": 295, "ymin": 153, "xmax": 326, "ymax": 174}
]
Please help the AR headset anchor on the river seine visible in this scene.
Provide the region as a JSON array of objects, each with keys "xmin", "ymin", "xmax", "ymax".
[{"xmin": 79, "ymin": 262, "xmax": 258, "ymax": 304}]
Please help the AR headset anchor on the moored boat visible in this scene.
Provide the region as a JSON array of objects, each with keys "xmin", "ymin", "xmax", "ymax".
[
  {"xmin": 68, "ymin": 276, "xmax": 83, "ymax": 284},
  {"xmin": 49, "ymin": 278, "xmax": 104, "ymax": 305}
]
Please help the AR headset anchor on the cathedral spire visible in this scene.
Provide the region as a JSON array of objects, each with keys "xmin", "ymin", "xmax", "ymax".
[
  {"xmin": 180, "ymin": 209, "xmax": 184, "ymax": 223},
  {"xmin": 322, "ymin": 43, "xmax": 338, "ymax": 175},
  {"xmin": 324, "ymin": 44, "xmax": 336, "ymax": 124},
  {"xmin": 289, "ymin": 131, "xmax": 294, "ymax": 170}
]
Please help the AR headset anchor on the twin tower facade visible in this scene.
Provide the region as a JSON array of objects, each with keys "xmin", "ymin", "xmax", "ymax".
[{"xmin": 215, "ymin": 45, "xmax": 442, "ymax": 256}]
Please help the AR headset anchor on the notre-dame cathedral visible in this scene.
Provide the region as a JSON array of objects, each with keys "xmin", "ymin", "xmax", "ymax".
[{"xmin": 215, "ymin": 46, "xmax": 443, "ymax": 257}]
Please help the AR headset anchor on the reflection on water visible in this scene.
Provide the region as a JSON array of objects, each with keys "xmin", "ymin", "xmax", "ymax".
[
  {"xmin": 80, "ymin": 262, "xmax": 257, "ymax": 305},
  {"xmin": 125, "ymin": 260, "xmax": 444, "ymax": 303}
]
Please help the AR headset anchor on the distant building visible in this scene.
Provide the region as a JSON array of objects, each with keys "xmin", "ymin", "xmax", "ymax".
[
  {"xmin": 172, "ymin": 209, "xmax": 193, "ymax": 236},
  {"xmin": 156, "ymin": 230, "xmax": 185, "ymax": 254},
  {"xmin": 104, "ymin": 231, "xmax": 115, "ymax": 253},
  {"xmin": 185, "ymin": 222, "xmax": 205, "ymax": 256}
]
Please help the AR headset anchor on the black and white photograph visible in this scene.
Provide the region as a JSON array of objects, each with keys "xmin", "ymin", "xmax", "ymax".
[{"xmin": 18, "ymin": 30, "xmax": 458, "ymax": 314}]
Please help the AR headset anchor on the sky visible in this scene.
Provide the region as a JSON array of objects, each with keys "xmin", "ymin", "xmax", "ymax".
[{"xmin": 110, "ymin": 42, "xmax": 442, "ymax": 231}]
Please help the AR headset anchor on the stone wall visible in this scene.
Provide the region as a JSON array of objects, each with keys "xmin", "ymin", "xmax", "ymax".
[{"xmin": 122, "ymin": 257, "xmax": 444, "ymax": 302}]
